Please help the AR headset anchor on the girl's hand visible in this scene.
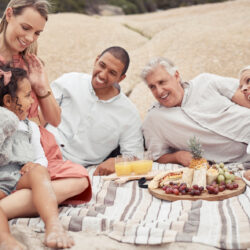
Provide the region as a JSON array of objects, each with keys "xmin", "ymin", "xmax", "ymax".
[
  {"xmin": 25, "ymin": 54, "xmax": 49, "ymax": 96},
  {"xmin": 20, "ymin": 162, "xmax": 40, "ymax": 175}
]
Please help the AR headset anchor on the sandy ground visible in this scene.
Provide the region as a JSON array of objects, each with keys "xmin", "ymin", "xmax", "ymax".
[
  {"xmin": 11, "ymin": 225, "xmax": 217, "ymax": 250},
  {"xmin": 38, "ymin": 0, "xmax": 250, "ymax": 119}
]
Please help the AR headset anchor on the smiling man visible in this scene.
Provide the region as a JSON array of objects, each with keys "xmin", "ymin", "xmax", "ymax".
[
  {"xmin": 46, "ymin": 46, "xmax": 143, "ymax": 175},
  {"xmin": 142, "ymin": 57, "xmax": 250, "ymax": 166}
]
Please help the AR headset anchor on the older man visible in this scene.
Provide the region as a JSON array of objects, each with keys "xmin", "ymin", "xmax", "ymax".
[
  {"xmin": 47, "ymin": 46, "xmax": 143, "ymax": 175},
  {"xmin": 142, "ymin": 57, "xmax": 250, "ymax": 166}
]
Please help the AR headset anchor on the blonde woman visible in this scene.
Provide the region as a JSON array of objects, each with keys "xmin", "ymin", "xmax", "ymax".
[{"xmin": 0, "ymin": 0, "xmax": 91, "ymax": 224}]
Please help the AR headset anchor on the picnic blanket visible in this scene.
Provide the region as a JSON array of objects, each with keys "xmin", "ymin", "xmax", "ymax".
[{"xmin": 9, "ymin": 163, "xmax": 250, "ymax": 249}]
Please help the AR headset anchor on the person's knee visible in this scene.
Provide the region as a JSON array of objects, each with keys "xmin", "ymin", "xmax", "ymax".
[
  {"xmin": 74, "ymin": 177, "xmax": 89, "ymax": 194},
  {"xmin": 67, "ymin": 177, "xmax": 89, "ymax": 197},
  {"xmin": 28, "ymin": 165, "xmax": 50, "ymax": 179}
]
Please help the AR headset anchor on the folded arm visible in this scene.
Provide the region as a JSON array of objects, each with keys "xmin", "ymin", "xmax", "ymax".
[{"xmin": 157, "ymin": 151, "xmax": 192, "ymax": 167}]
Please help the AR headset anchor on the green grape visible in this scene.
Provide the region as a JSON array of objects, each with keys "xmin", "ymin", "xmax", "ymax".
[
  {"xmin": 218, "ymin": 168, "xmax": 224, "ymax": 175},
  {"xmin": 230, "ymin": 174, "xmax": 235, "ymax": 181},
  {"xmin": 219, "ymin": 162, "xmax": 224, "ymax": 168},
  {"xmin": 224, "ymin": 171, "xmax": 231, "ymax": 180},
  {"xmin": 225, "ymin": 179, "xmax": 232, "ymax": 184},
  {"xmin": 217, "ymin": 174, "xmax": 225, "ymax": 184}
]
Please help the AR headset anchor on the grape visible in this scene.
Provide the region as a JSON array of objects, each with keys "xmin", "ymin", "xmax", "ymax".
[
  {"xmin": 220, "ymin": 181, "xmax": 226, "ymax": 186},
  {"xmin": 194, "ymin": 190, "xmax": 201, "ymax": 195},
  {"xmin": 217, "ymin": 174, "xmax": 225, "ymax": 184},
  {"xmin": 165, "ymin": 188, "xmax": 172, "ymax": 194},
  {"xmin": 218, "ymin": 168, "xmax": 224, "ymax": 175},
  {"xmin": 224, "ymin": 172, "xmax": 231, "ymax": 180},
  {"xmin": 230, "ymin": 174, "xmax": 235, "ymax": 182},
  {"xmin": 173, "ymin": 189, "xmax": 179, "ymax": 195},
  {"xmin": 193, "ymin": 185, "xmax": 199, "ymax": 190},
  {"xmin": 219, "ymin": 162, "xmax": 224, "ymax": 168},
  {"xmin": 212, "ymin": 183, "xmax": 218, "ymax": 188},
  {"xmin": 219, "ymin": 185, "xmax": 226, "ymax": 192},
  {"xmin": 190, "ymin": 190, "xmax": 196, "ymax": 196},
  {"xmin": 181, "ymin": 190, "xmax": 186, "ymax": 195},
  {"xmin": 228, "ymin": 184, "xmax": 234, "ymax": 190},
  {"xmin": 199, "ymin": 186, "xmax": 204, "ymax": 192},
  {"xmin": 213, "ymin": 187, "xmax": 219, "ymax": 194},
  {"xmin": 225, "ymin": 179, "xmax": 232, "ymax": 184}
]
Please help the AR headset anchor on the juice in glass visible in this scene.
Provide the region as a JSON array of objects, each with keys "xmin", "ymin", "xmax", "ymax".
[
  {"xmin": 115, "ymin": 156, "xmax": 133, "ymax": 176},
  {"xmin": 132, "ymin": 160, "xmax": 153, "ymax": 175}
]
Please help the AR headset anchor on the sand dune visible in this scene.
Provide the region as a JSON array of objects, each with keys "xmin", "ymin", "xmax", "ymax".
[{"xmin": 38, "ymin": 0, "xmax": 250, "ymax": 119}]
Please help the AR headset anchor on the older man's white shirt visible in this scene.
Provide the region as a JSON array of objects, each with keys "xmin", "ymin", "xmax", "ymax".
[{"xmin": 143, "ymin": 73, "xmax": 250, "ymax": 163}]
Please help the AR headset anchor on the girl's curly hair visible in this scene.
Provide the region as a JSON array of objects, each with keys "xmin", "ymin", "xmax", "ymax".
[{"xmin": 0, "ymin": 65, "xmax": 28, "ymax": 106}]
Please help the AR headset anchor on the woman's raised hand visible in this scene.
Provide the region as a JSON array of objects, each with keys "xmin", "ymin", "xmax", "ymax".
[{"xmin": 25, "ymin": 54, "xmax": 49, "ymax": 96}]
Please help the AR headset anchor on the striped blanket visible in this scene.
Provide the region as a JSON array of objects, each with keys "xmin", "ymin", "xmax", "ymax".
[{"xmin": 9, "ymin": 163, "xmax": 250, "ymax": 249}]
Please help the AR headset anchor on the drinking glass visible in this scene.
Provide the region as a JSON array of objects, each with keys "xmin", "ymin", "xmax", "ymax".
[
  {"xmin": 132, "ymin": 151, "xmax": 153, "ymax": 175},
  {"xmin": 115, "ymin": 155, "xmax": 133, "ymax": 176}
]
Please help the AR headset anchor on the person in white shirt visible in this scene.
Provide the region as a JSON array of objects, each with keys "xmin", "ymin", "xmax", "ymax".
[
  {"xmin": 47, "ymin": 46, "xmax": 144, "ymax": 175},
  {"xmin": 141, "ymin": 57, "xmax": 250, "ymax": 166}
]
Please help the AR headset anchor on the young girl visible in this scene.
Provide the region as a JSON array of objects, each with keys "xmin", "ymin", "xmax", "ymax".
[
  {"xmin": 0, "ymin": 66, "xmax": 74, "ymax": 249},
  {"xmin": 0, "ymin": 0, "xmax": 91, "ymax": 220}
]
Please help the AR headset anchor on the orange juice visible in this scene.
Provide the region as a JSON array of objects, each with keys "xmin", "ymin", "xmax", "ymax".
[
  {"xmin": 132, "ymin": 160, "xmax": 153, "ymax": 175},
  {"xmin": 115, "ymin": 162, "xmax": 132, "ymax": 176}
]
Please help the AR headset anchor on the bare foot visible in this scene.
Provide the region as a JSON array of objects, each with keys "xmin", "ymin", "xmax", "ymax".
[
  {"xmin": 0, "ymin": 234, "xmax": 27, "ymax": 250},
  {"xmin": 44, "ymin": 219, "xmax": 74, "ymax": 249}
]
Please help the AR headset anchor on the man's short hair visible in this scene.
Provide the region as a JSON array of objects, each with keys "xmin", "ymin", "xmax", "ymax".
[
  {"xmin": 141, "ymin": 57, "xmax": 177, "ymax": 82},
  {"xmin": 100, "ymin": 46, "xmax": 130, "ymax": 76}
]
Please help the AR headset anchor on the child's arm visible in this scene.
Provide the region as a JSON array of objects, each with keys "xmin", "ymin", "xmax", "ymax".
[
  {"xmin": 0, "ymin": 107, "xmax": 19, "ymax": 148},
  {"xmin": 29, "ymin": 121, "xmax": 48, "ymax": 167},
  {"xmin": 0, "ymin": 107, "xmax": 19, "ymax": 166}
]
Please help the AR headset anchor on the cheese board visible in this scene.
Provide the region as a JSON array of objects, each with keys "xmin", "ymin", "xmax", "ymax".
[{"xmin": 148, "ymin": 177, "xmax": 246, "ymax": 201}]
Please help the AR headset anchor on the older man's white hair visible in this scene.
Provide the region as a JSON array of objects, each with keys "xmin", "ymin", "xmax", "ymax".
[{"xmin": 141, "ymin": 57, "xmax": 178, "ymax": 82}]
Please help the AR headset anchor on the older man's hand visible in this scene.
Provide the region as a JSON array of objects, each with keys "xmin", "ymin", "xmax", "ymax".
[
  {"xmin": 175, "ymin": 151, "xmax": 193, "ymax": 167},
  {"xmin": 93, "ymin": 158, "xmax": 115, "ymax": 176}
]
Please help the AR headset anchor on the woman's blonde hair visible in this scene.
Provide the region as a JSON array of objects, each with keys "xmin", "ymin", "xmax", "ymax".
[
  {"xmin": 239, "ymin": 65, "xmax": 250, "ymax": 78},
  {"xmin": 0, "ymin": 0, "xmax": 50, "ymax": 55}
]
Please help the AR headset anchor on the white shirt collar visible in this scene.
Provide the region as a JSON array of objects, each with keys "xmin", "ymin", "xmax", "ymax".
[{"xmin": 88, "ymin": 78, "xmax": 122, "ymax": 103}]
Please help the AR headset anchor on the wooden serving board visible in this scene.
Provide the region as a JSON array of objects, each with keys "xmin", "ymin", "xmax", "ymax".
[{"xmin": 148, "ymin": 177, "xmax": 246, "ymax": 201}]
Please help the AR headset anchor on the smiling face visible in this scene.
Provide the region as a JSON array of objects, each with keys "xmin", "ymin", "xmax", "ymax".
[
  {"xmin": 92, "ymin": 52, "xmax": 126, "ymax": 92},
  {"xmin": 4, "ymin": 7, "xmax": 46, "ymax": 55},
  {"xmin": 239, "ymin": 69, "xmax": 250, "ymax": 103},
  {"xmin": 146, "ymin": 65, "xmax": 184, "ymax": 107},
  {"xmin": 7, "ymin": 77, "xmax": 34, "ymax": 120}
]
